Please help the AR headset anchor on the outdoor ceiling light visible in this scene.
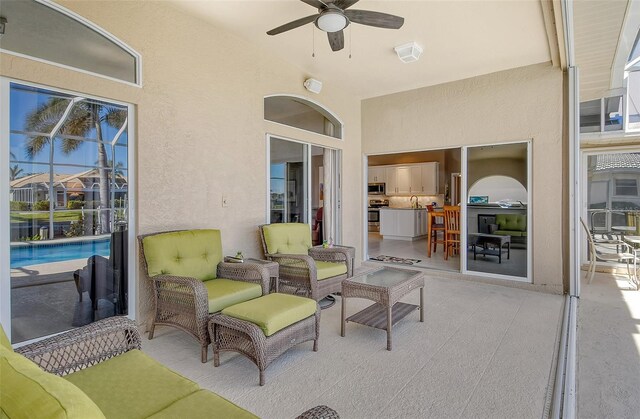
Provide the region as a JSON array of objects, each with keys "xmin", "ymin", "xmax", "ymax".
[
  {"xmin": 394, "ymin": 42, "xmax": 423, "ymax": 63},
  {"xmin": 316, "ymin": 11, "xmax": 348, "ymax": 33},
  {"xmin": 304, "ymin": 78, "xmax": 323, "ymax": 94}
]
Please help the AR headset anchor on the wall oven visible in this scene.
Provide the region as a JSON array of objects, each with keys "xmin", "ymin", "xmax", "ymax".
[{"xmin": 368, "ymin": 183, "xmax": 386, "ymax": 195}]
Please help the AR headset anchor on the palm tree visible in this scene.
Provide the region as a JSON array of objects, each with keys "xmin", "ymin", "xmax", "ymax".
[
  {"xmin": 24, "ymin": 98, "xmax": 126, "ymax": 233},
  {"xmin": 9, "ymin": 152, "xmax": 23, "ymax": 181},
  {"xmin": 9, "ymin": 165, "xmax": 23, "ymax": 181}
]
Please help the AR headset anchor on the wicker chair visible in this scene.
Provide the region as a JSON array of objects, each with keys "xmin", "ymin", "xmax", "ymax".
[
  {"xmin": 139, "ymin": 229, "xmax": 271, "ymax": 363},
  {"xmin": 259, "ymin": 223, "xmax": 355, "ymax": 302}
]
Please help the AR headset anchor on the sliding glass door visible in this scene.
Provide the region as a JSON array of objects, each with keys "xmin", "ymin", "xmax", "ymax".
[
  {"xmin": 2, "ymin": 81, "xmax": 134, "ymax": 344},
  {"xmin": 464, "ymin": 141, "xmax": 531, "ymax": 281},
  {"xmin": 268, "ymin": 136, "xmax": 341, "ymax": 244}
]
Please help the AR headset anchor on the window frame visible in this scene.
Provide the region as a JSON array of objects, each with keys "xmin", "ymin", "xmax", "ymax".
[
  {"xmin": 0, "ymin": 0, "xmax": 142, "ymax": 88},
  {"xmin": 0, "ymin": 77, "xmax": 137, "ymax": 345}
]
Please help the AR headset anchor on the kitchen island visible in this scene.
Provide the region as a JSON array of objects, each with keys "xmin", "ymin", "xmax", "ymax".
[{"xmin": 380, "ymin": 208, "xmax": 428, "ymax": 240}]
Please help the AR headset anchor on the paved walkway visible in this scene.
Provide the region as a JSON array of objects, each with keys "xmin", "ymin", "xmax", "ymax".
[
  {"xmin": 143, "ymin": 269, "xmax": 563, "ymax": 419},
  {"xmin": 577, "ymin": 271, "xmax": 640, "ymax": 418}
]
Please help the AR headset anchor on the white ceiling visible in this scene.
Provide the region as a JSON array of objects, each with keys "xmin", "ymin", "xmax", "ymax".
[
  {"xmin": 573, "ymin": 0, "xmax": 629, "ymax": 101},
  {"xmin": 171, "ymin": 0, "xmax": 552, "ymax": 99}
]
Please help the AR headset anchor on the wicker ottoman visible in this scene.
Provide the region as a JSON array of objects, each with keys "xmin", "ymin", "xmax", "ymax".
[{"xmin": 209, "ymin": 293, "xmax": 320, "ymax": 386}]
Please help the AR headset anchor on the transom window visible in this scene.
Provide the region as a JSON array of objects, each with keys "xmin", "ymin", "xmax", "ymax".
[{"xmin": 264, "ymin": 95, "xmax": 343, "ymax": 139}]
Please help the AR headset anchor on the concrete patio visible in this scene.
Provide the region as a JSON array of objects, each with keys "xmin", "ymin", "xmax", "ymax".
[
  {"xmin": 577, "ymin": 271, "xmax": 640, "ymax": 418},
  {"xmin": 144, "ymin": 267, "xmax": 563, "ymax": 419}
]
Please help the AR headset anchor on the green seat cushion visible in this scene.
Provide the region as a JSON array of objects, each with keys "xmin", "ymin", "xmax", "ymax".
[
  {"xmin": 143, "ymin": 230, "xmax": 222, "ymax": 281},
  {"xmin": 315, "ymin": 261, "xmax": 347, "ymax": 280},
  {"xmin": 204, "ymin": 278, "xmax": 263, "ymax": 313},
  {"xmin": 0, "ymin": 346, "xmax": 105, "ymax": 419},
  {"xmin": 65, "ymin": 349, "xmax": 198, "ymax": 419},
  {"xmin": 262, "ymin": 223, "xmax": 312, "ymax": 255},
  {"xmin": 0, "ymin": 324, "xmax": 11, "ymax": 350},
  {"xmin": 147, "ymin": 390, "xmax": 258, "ymax": 419},
  {"xmin": 221, "ymin": 293, "xmax": 317, "ymax": 337}
]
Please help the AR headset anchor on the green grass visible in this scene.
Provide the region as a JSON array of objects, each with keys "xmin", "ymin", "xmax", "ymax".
[{"xmin": 10, "ymin": 211, "xmax": 82, "ymax": 223}]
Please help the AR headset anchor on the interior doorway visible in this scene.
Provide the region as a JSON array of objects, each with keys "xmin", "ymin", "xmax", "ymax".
[{"xmin": 365, "ymin": 147, "xmax": 461, "ymax": 272}]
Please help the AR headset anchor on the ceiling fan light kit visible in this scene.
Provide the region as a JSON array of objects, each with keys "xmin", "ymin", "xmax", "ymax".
[
  {"xmin": 394, "ymin": 42, "xmax": 423, "ymax": 63},
  {"xmin": 304, "ymin": 78, "xmax": 323, "ymax": 94},
  {"xmin": 316, "ymin": 11, "xmax": 348, "ymax": 33},
  {"xmin": 267, "ymin": 0, "xmax": 404, "ymax": 52}
]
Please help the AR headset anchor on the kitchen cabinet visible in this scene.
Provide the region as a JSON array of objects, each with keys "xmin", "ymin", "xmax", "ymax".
[
  {"xmin": 383, "ymin": 162, "xmax": 439, "ymax": 196},
  {"xmin": 380, "ymin": 208, "xmax": 428, "ymax": 240},
  {"xmin": 385, "ymin": 167, "xmax": 398, "ymax": 194},
  {"xmin": 367, "ymin": 166, "xmax": 386, "ymax": 183}
]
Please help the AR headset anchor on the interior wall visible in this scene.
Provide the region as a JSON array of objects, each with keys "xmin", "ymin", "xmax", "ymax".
[
  {"xmin": 0, "ymin": 0, "xmax": 362, "ymax": 327},
  {"xmin": 468, "ymin": 157, "xmax": 527, "ymax": 188},
  {"xmin": 362, "ymin": 63, "xmax": 564, "ymax": 293}
]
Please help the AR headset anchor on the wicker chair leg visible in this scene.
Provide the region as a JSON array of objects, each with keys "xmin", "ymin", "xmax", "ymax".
[
  {"xmin": 148, "ymin": 323, "xmax": 156, "ymax": 340},
  {"xmin": 201, "ymin": 345, "xmax": 208, "ymax": 363},
  {"xmin": 313, "ymin": 339, "xmax": 318, "ymax": 352},
  {"xmin": 259, "ymin": 370, "xmax": 265, "ymax": 386},
  {"xmin": 213, "ymin": 349, "xmax": 220, "ymax": 367}
]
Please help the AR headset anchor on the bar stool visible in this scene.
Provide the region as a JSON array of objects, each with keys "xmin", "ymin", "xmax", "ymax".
[{"xmin": 428, "ymin": 211, "xmax": 446, "ymax": 257}]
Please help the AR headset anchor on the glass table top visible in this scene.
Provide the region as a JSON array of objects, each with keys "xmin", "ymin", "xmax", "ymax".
[{"xmin": 348, "ymin": 267, "xmax": 421, "ymax": 288}]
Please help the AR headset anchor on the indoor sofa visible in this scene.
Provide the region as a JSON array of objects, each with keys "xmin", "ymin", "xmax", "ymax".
[
  {"xmin": 490, "ymin": 214, "xmax": 527, "ymax": 245},
  {"xmin": 0, "ymin": 317, "xmax": 338, "ymax": 419}
]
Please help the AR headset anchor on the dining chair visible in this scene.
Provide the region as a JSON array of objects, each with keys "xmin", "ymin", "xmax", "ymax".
[
  {"xmin": 428, "ymin": 211, "xmax": 446, "ymax": 256},
  {"xmin": 444, "ymin": 205, "xmax": 461, "ymax": 260},
  {"xmin": 580, "ymin": 218, "xmax": 636, "ymax": 285}
]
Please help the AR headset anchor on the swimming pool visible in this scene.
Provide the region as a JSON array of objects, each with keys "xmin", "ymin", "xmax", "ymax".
[{"xmin": 10, "ymin": 239, "xmax": 111, "ymax": 268}]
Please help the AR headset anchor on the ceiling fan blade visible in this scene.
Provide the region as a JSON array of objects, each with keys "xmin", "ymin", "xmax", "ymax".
[
  {"xmin": 300, "ymin": 0, "xmax": 326, "ymax": 9},
  {"xmin": 267, "ymin": 14, "xmax": 319, "ymax": 35},
  {"xmin": 334, "ymin": 0, "xmax": 359, "ymax": 9},
  {"xmin": 344, "ymin": 10, "xmax": 404, "ymax": 29},
  {"xmin": 327, "ymin": 30, "xmax": 345, "ymax": 51}
]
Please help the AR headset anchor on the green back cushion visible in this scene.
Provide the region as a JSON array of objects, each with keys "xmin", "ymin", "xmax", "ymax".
[
  {"xmin": 0, "ymin": 346, "xmax": 105, "ymax": 419},
  {"xmin": 262, "ymin": 223, "xmax": 312, "ymax": 255},
  {"xmin": 0, "ymin": 324, "xmax": 11, "ymax": 350},
  {"xmin": 221, "ymin": 293, "xmax": 317, "ymax": 336},
  {"xmin": 65, "ymin": 349, "xmax": 199, "ymax": 419},
  {"xmin": 143, "ymin": 230, "xmax": 222, "ymax": 280},
  {"xmin": 495, "ymin": 214, "xmax": 526, "ymax": 232}
]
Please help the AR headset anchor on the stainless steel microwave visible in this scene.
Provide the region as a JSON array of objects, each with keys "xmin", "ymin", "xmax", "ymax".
[{"xmin": 368, "ymin": 183, "xmax": 386, "ymax": 195}]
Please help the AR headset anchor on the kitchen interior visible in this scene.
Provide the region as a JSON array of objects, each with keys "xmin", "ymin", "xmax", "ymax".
[
  {"xmin": 367, "ymin": 148, "xmax": 462, "ymax": 271},
  {"xmin": 367, "ymin": 142, "xmax": 529, "ymax": 280}
]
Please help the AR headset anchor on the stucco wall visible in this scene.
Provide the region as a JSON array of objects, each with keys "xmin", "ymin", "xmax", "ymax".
[
  {"xmin": 362, "ymin": 63, "xmax": 564, "ymax": 292},
  {"xmin": 1, "ymin": 1, "xmax": 362, "ymax": 326}
]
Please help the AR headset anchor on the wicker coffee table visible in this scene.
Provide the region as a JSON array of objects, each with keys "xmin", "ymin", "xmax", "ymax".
[{"xmin": 341, "ymin": 266, "xmax": 424, "ymax": 350}]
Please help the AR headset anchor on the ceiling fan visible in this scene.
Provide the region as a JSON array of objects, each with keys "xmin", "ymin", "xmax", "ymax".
[{"xmin": 266, "ymin": 0, "xmax": 404, "ymax": 52}]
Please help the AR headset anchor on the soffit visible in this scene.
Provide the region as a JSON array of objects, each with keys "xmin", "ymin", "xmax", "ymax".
[
  {"xmin": 573, "ymin": 0, "xmax": 629, "ymax": 101},
  {"xmin": 170, "ymin": 0, "xmax": 552, "ymax": 99}
]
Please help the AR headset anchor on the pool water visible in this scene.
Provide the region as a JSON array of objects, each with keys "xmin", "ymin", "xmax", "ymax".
[{"xmin": 10, "ymin": 239, "xmax": 111, "ymax": 268}]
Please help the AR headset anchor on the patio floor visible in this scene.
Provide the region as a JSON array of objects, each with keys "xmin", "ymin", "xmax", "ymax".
[
  {"xmin": 577, "ymin": 271, "xmax": 640, "ymax": 418},
  {"xmin": 143, "ymin": 266, "xmax": 563, "ymax": 419}
]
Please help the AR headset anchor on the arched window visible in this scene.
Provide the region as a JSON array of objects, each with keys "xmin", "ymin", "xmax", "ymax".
[
  {"xmin": 264, "ymin": 95, "xmax": 343, "ymax": 139},
  {"xmin": 0, "ymin": 0, "xmax": 141, "ymax": 85}
]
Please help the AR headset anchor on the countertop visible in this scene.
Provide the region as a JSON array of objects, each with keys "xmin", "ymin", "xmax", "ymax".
[{"xmin": 381, "ymin": 207, "xmax": 426, "ymax": 211}]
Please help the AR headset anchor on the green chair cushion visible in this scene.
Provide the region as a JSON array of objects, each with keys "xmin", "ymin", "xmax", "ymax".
[
  {"xmin": 204, "ymin": 279, "xmax": 262, "ymax": 313},
  {"xmin": 0, "ymin": 324, "xmax": 11, "ymax": 350},
  {"xmin": 315, "ymin": 261, "xmax": 348, "ymax": 280},
  {"xmin": 0, "ymin": 346, "xmax": 105, "ymax": 419},
  {"xmin": 262, "ymin": 223, "xmax": 312, "ymax": 255},
  {"xmin": 495, "ymin": 214, "xmax": 526, "ymax": 232},
  {"xmin": 65, "ymin": 349, "xmax": 199, "ymax": 419},
  {"xmin": 146, "ymin": 390, "xmax": 258, "ymax": 419},
  {"xmin": 143, "ymin": 230, "xmax": 222, "ymax": 281},
  {"xmin": 221, "ymin": 293, "xmax": 317, "ymax": 337}
]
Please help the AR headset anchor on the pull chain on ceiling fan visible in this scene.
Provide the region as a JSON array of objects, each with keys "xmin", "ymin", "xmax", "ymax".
[{"xmin": 267, "ymin": 0, "xmax": 404, "ymax": 52}]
